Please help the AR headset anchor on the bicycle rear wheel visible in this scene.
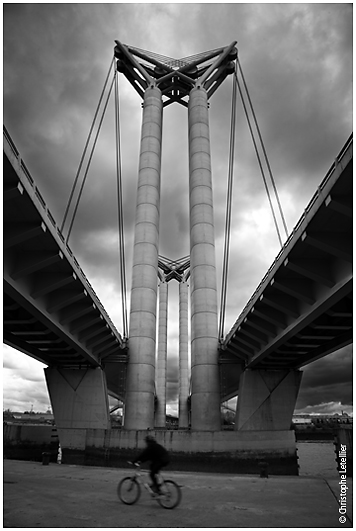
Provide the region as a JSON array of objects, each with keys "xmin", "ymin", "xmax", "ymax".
[
  {"xmin": 117, "ymin": 477, "xmax": 141, "ymax": 505},
  {"xmin": 158, "ymin": 480, "xmax": 182, "ymax": 509}
]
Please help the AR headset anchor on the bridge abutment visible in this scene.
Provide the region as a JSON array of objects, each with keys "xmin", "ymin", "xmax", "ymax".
[
  {"xmin": 235, "ymin": 369, "xmax": 303, "ymax": 431},
  {"xmin": 44, "ymin": 367, "xmax": 110, "ymax": 429}
]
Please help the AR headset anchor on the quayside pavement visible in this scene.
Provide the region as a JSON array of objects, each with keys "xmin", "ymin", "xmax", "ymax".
[{"xmin": 3, "ymin": 459, "xmax": 353, "ymax": 528}]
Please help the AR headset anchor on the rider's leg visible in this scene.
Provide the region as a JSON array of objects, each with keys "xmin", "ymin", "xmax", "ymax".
[{"xmin": 150, "ymin": 463, "xmax": 161, "ymax": 493}]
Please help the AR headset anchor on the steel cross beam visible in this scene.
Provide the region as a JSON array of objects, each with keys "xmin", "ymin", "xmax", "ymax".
[
  {"xmin": 114, "ymin": 41, "xmax": 238, "ymax": 106},
  {"xmin": 158, "ymin": 255, "xmax": 190, "ymax": 282}
]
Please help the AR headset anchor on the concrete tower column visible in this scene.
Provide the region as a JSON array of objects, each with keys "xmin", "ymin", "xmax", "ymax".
[
  {"xmin": 124, "ymin": 86, "xmax": 163, "ymax": 430},
  {"xmin": 178, "ymin": 279, "xmax": 190, "ymax": 428},
  {"xmin": 155, "ymin": 279, "xmax": 168, "ymax": 427},
  {"xmin": 188, "ymin": 86, "xmax": 220, "ymax": 431}
]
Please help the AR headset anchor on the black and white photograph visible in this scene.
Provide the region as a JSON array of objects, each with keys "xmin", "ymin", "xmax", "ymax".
[{"xmin": 3, "ymin": 3, "xmax": 352, "ymax": 528}]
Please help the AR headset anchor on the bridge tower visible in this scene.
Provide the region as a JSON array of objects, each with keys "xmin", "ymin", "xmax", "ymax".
[
  {"xmin": 115, "ymin": 41, "xmax": 237, "ymax": 430},
  {"xmin": 156, "ymin": 256, "xmax": 191, "ymax": 429}
]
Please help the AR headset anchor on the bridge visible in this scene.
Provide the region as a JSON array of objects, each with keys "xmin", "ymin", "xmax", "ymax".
[
  {"xmin": 219, "ymin": 134, "xmax": 353, "ymax": 402},
  {"xmin": 3, "ymin": 41, "xmax": 353, "ymax": 472},
  {"xmin": 3, "ymin": 126, "xmax": 128, "ymax": 403},
  {"xmin": 4, "ymin": 125, "xmax": 352, "ymax": 408}
]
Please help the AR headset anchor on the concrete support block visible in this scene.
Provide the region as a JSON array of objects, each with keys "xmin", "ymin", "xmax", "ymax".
[
  {"xmin": 125, "ymin": 86, "xmax": 163, "ymax": 430},
  {"xmin": 188, "ymin": 86, "xmax": 220, "ymax": 431},
  {"xmin": 236, "ymin": 369, "xmax": 303, "ymax": 431},
  {"xmin": 179, "ymin": 280, "xmax": 190, "ymax": 428},
  {"xmin": 66, "ymin": 428, "xmax": 296, "ymax": 455},
  {"xmin": 44, "ymin": 366, "xmax": 110, "ymax": 430},
  {"xmin": 57, "ymin": 429, "xmax": 87, "ymax": 450},
  {"xmin": 155, "ymin": 280, "xmax": 168, "ymax": 427},
  {"xmin": 55, "ymin": 428, "xmax": 298, "ymax": 473}
]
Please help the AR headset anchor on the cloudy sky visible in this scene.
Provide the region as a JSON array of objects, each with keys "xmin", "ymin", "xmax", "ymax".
[{"xmin": 3, "ymin": 3, "xmax": 353, "ymax": 417}]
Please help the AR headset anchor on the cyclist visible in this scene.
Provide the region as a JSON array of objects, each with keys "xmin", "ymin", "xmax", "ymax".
[{"xmin": 134, "ymin": 435, "xmax": 170, "ymax": 495}]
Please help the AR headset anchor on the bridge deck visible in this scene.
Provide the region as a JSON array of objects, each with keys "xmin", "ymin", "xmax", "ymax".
[
  {"xmin": 220, "ymin": 135, "xmax": 352, "ymax": 401},
  {"xmin": 3, "ymin": 127, "xmax": 128, "ymax": 399}
]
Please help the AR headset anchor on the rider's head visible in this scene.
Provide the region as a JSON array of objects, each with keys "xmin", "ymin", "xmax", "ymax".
[{"xmin": 145, "ymin": 435, "xmax": 155, "ymax": 444}]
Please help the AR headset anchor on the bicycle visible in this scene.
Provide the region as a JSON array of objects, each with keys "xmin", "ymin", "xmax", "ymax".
[{"xmin": 117, "ymin": 462, "xmax": 182, "ymax": 509}]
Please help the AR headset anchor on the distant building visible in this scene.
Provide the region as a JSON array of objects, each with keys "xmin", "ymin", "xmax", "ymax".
[
  {"xmin": 4, "ymin": 412, "xmax": 54, "ymax": 424},
  {"xmin": 166, "ymin": 414, "xmax": 179, "ymax": 429},
  {"xmin": 292, "ymin": 415, "xmax": 313, "ymax": 425},
  {"xmin": 312, "ymin": 413, "xmax": 353, "ymax": 425},
  {"xmin": 292, "ymin": 413, "xmax": 353, "ymax": 428}
]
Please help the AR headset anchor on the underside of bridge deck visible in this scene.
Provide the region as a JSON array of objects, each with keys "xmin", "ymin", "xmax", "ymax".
[
  {"xmin": 220, "ymin": 135, "xmax": 352, "ymax": 401},
  {"xmin": 3, "ymin": 127, "xmax": 128, "ymax": 401}
]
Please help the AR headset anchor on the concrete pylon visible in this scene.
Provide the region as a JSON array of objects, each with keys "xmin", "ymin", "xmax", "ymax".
[
  {"xmin": 178, "ymin": 279, "xmax": 190, "ymax": 428},
  {"xmin": 124, "ymin": 86, "xmax": 163, "ymax": 430},
  {"xmin": 155, "ymin": 279, "xmax": 168, "ymax": 427},
  {"xmin": 188, "ymin": 86, "xmax": 220, "ymax": 431}
]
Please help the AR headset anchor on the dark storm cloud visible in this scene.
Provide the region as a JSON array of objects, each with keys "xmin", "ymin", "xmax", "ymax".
[
  {"xmin": 3, "ymin": 4, "xmax": 352, "ymax": 414},
  {"xmin": 209, "ymin": 4, "xmax": 352, "ymax": 212},
  {"xmin": 296, "ymin": 346, "xmax": 353, "ymax": 410},
  {"xmin": 4, "ymin": 4, "xmax": 352, "ymax": 250}
]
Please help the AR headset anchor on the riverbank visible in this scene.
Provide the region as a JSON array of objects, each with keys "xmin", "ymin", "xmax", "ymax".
[{"xmin": 3, "ymin": 459, "xmax": 353, "ymax": 528}]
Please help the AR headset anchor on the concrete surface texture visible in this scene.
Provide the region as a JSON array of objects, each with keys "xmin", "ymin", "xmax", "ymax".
[
  {"xmin": 125, "ymin": 85, "xmax": 163, "ymax": 430},
  {"xmin": 188, "ymin": 86, "xmax": 220, "ymax": 432},
  {"xmin": 3, "ymin": 459, "xmax": 352, "ymax": 528},
  {"xmin": 44, "ymin": 366, "xmax": 110, "ymax": 429},
  {"xmin": 236, "ymin": 369, "xmax": 302, "ymax": 431},
  {"xmin": 155, "ymin": 279, "xmax": 168, "ymax": 428}
]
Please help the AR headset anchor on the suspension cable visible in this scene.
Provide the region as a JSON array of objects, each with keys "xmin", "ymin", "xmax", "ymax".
[
  {"xmin": 66, "ymin": 74, "xmax": 115, "ymax": 243},
  {"xmin": 235, "ymin": 68, "xmax": 283, "ymax": 247},
  {"xmin": 218, "ymin": 66, "xmax": 237, "ymax": 343},
  {"xmin": 61, "ymin": 57, "xmax": 114, "ymax": 235},
  {"xmin": 114, "ymin": 67, "xmax": 129, "ymax": 339},
  {"xmin": 237, "ymin": 57, "xmax": 289, "ymax": 239}
]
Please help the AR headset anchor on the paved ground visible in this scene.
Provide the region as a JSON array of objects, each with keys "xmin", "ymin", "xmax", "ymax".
[{"xmin": 3, "ymin": 459, "xmax": 353, "ymax": 528}]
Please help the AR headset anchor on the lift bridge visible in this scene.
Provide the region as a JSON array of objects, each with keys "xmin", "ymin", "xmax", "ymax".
[
  {"xmin": 4, "ymin": 123, "xmax": 352, "ymax": 415},
  {"xmin": 3, "ymin": 42, "xmax": 352, "ymax": 439}
]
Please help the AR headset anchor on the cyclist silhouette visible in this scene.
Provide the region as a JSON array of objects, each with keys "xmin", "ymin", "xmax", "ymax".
[{"xmin": 134, "ymin": 435, "xmax": 170, "ymax": 494}]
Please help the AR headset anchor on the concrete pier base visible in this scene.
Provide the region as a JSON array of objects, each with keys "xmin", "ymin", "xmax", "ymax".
[
  {"xmin": 44, "ymin": 367, "xmax": 110, "ymax": 429},
  {"xmin": 54, "ymin": 428, "xmax": 299, "ymax": 475},
  {"xmin": 236, "ymin": 369, "xmax": 302, "ymax": 431}
]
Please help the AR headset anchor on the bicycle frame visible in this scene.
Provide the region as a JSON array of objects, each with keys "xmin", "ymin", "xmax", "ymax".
[{"xmin": 129, "ymin": 464, "xmax": 165, "ymax": 496}]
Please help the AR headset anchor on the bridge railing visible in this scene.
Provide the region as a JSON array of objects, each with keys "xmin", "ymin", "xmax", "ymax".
[
  {"xmin": 291, "ymin": 132, "xmax": 353, "ymax": 234},
  {"xmin": 3, "ymin": 125, "xmax": 123, "ymax": 344},
  {"xmin": 4, "ymin": 125, "xmax": 19, "ymax": 157},
  {"xmin": 225, "ymin": 132, "xmax": 353, "ymax": 340}
]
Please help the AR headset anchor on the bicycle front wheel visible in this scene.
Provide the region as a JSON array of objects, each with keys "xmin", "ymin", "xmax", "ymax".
[
  {"xmin": 158, "ymin": 480, "xmax": 182, "ymax": 509},
  {"xmin": 117, "ymin": 477, "xmax": 141, "ymax": 505}
]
